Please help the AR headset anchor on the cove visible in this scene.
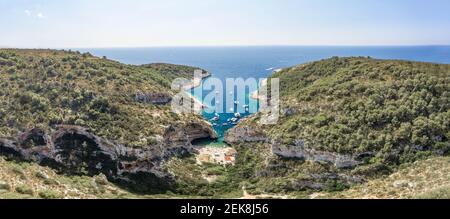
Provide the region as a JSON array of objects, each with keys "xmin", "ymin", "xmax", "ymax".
[{"xmin": 189, "ymin": 77, "xmax": 260, "ymax": 143}]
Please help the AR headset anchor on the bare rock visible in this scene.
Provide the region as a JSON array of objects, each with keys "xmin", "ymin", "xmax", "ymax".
[
  {"xmin": 134, "ymin": 92, "xmax": 172, "ymax": 105},
  {"xmin": 281, "ymin": 107, "xmax": 298, "ymax": 117},
  {"xmin": 224, "ymin": 126, "xmax": 267, "ymax": 145},
  {"xmin": 0, "ymin": 122, "xmax": 216, "ymax": 193},
  {"xmin": 271, "ymin": 139, "xmax": 362, "ymax": 169}
]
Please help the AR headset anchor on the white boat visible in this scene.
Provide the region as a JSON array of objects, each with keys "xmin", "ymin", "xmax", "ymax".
[{"xmin": 234, "ymin": 112, "xmax": 241, "ymax": 118}]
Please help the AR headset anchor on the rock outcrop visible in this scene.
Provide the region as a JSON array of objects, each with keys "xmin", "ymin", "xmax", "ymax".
[
  {"xmin": 224, "ymin": 126, "xmax": 267, "ymax": 145},
  {"xmin": 134, "ymin": 92, "xmax": 172, "ymax": 105},
  {"xmin": 271, "ymin": 139, "xmax": 362, "ymax": 169},
  {"xmin": 0, "ymin": 123, "xmax": 217, "ymax": 193},
  {"xmin": 224, "ymin": 124, "xmax": 362, "ymax": 169},
  {"xmin": 184, "ymin": 122, "xmax": 218, "ymax": 142}
]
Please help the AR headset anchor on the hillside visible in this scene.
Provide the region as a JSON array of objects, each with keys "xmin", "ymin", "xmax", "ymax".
[
  {"xmin": 318, "ymin": 156, "xmax": 450, "ymax": 199},
  {"xmin": 225, "ymin": 57, "xmax": 450, "ymax": 194},
  {"xmin": 0, "ymin": 157, "xmax": 211, "ymax": 199},
  {"xmin": 0, "ymin": 49, "xmax": 217, "ymax": 194},
  {"xmin": 0, "ymin": 49, "xmax": 213, "ymax": 147}
]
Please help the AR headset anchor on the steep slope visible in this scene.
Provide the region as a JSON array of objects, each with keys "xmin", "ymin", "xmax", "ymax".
[
  {"xmin": 0, "ymin": 157, "xmax": 208, "ymax": 199},
  {"xmin": 225, "ymin": 57, "xmax": 450, "ymax": 194},
  {"xmin": 317, "ymin": 156, "xmax": 450, "ymax": 199},
  {"xmin": 0, "ymin": 49, "xmax": 217, "ymax": 193}
]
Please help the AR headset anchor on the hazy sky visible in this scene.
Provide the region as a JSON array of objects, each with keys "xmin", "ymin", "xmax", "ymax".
[{"xmin": 1, "ymin": 0, "xmax": 450, "ymax": 48}]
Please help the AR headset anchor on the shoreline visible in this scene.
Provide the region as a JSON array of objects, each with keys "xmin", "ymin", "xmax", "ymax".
[
  {"xmin": 182, "ymin": 70, "xmax": 212, "ymax": 112},
  {"xmin": 182, "ymin": 70, "xmax": 211, "ymax": 90}
]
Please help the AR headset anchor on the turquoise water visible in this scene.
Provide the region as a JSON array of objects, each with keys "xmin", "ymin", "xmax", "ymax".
[
  {"xmin": 189, "ymin": 82, "xmax": 258, "ymax": 142},
  {"xmin": 79, "ymin": 46, "xmax": 450, "ymax": 140}
]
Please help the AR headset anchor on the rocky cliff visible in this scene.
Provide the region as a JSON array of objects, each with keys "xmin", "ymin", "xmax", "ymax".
[
  {"xmin": 270, "ymin": 139, "xmax": 363, "ymax": 169},
  {"xmin": 224, "ymin": 125, "xmax": 267, "ymax": 145},
  {"xmin": 0, "ymin": 122, "xmax": 216, "ymax": 192},
  {"xmin": 224, "ymin": 124, "xmax": 361, "ymax": 169}
]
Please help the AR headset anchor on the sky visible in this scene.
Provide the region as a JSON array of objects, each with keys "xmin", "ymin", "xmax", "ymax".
[{"xmin": 1, "ymin": 0, "xmax": 450, "ymax": 48}]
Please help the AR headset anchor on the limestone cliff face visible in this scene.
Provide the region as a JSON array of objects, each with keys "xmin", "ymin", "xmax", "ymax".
[
  {"xmin": 224, "ymin": 126, "xmax": 267, "ymax": 145},
  {"xmin": 165, "ymin": 121, "xmax": 217, "ymax": 146},
  {"xmin": 0, "ymin": 123, "xmax": 217, "ymax": 193},
  {"xmin": 270, "ymin": 139, "xmax": 362, "ymax": 169},
  {"xmin": 134, "ymin": 92, "xmax": 173, "ymax": 105},
  {"xmin": 224, "ymin": 125, "xmax": 362, "ymax": 169}
]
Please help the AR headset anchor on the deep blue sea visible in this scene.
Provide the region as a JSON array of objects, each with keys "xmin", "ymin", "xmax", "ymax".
[{"xmin": 78, "ymin": 46, "xmax": 450, "ymax": 141}]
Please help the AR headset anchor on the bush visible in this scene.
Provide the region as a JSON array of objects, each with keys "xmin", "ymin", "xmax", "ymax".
[
  {"xmin": 0, "ymin": 181, "xmax": 11, "ymax": 191},
  {"xmin": 21, "ymin": 92, "xmax": 50, "ymax": 112},
  {"xmin": 90, "ymin": 96, "xmax": 117, "ymax": 114},
  {"xmin": 96, "ymin": 77, "xmax": 106, "ymax": 85},
  {"xmin": 15, "ymin": 184, "xmax": 34, "ymax": 195},
  {"xmin": 35, "ymin": 171, "xmax": 49, "ymax": 180},
  {"xmin": 434, "ymin": 142, "xmax": 450, "ymax": 155},
  {"xmin": 38, "ymin": 190, "xmax": 62, "ymax": 199}
]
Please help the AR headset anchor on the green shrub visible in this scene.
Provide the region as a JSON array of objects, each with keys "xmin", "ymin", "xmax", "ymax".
[
  {"xmin": 15, "ymin": 185, "xmax": 34, "ymax": 195},
  {"xmin": 0, "ymin": 182, "xmax": 11, "ymax": 191},
  {"xmin": 38, "ymin": 190, "xmax": 62, "ymax": 199}
]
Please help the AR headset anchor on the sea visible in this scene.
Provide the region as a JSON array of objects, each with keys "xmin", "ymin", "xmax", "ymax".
[{"xmin": 78, "ymin": 46, "xmax": 450, "ymax": 142}]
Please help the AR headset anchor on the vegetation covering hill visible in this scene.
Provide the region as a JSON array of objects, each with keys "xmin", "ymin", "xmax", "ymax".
[
  {"xmin": 270, "ymin": 57, "xmax": 450, "ymax": 158},
  {"xmin": 319, "ymin": 156, "xmax": 450, "ymax": 199},
  {"xmin": 225, "ymin": 57, "xmax": 450, "ymax": 195},
  {"xmin": 0, "ymin": 49, "xmax": 221, "ymax": 196},
  {"xmin": 0, "ymin": 49, "xmax": 206, "ymax": 148}
]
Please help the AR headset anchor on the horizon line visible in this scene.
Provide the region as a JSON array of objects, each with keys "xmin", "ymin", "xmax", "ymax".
[{"xmin": 2, "ymin": 44, "xmax": 450, "ymax": 50}]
